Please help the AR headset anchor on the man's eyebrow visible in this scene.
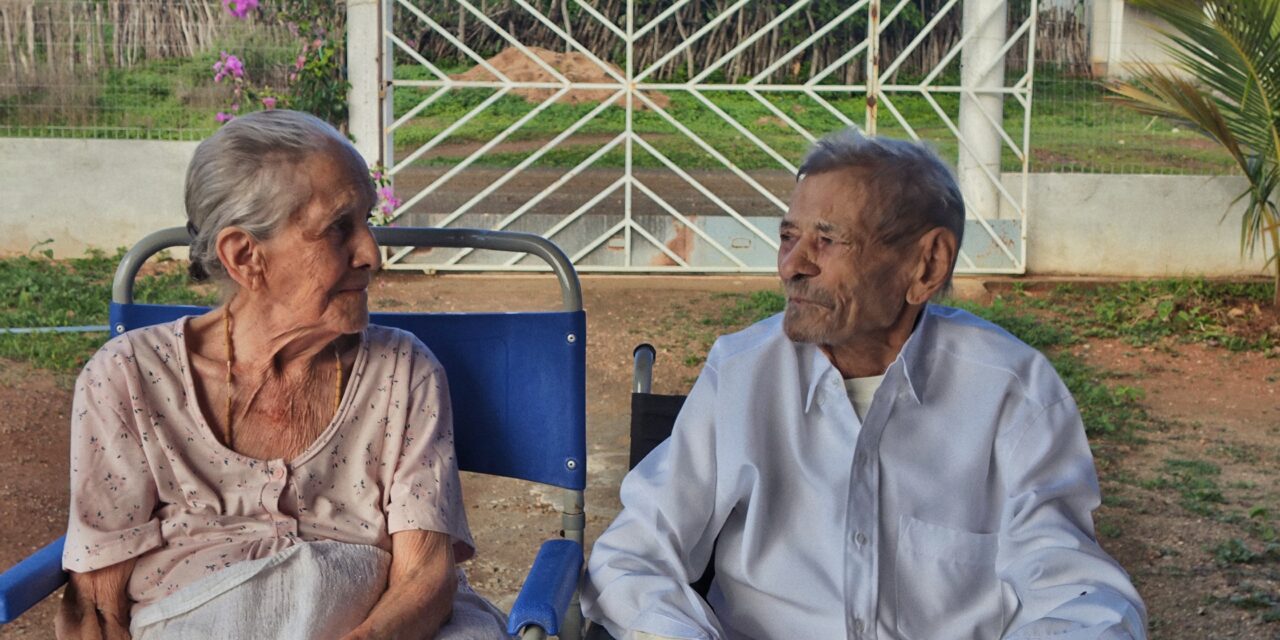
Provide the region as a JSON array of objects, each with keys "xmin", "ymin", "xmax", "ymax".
[
  {"xmin": 814, "ymin": 220, "xmax": 843, "ymax": 235},
  {"xmin": 779, "ymin": 219, "xmax": 798, "ymax": 231}
]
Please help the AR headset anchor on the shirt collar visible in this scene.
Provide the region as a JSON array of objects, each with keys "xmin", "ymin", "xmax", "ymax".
[{"xmin": 798, "ymin": 304, "xmax": 937, "ymax": 413}]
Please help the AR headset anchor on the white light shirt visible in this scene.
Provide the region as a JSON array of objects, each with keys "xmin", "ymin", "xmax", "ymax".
[{"xmin": 583, "ymin": 305, "xmax": 1147, "ymax": 640}]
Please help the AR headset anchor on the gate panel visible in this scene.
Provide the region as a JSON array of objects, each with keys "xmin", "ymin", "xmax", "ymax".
[{"xmin": 377, "ymin": 1, "xmax": 1033, "ymax": 273}]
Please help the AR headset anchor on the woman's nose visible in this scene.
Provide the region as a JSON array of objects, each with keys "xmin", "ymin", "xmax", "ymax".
[{"xmin": 352, "ymin": 225, "xmax": 382, "ymax": 271}]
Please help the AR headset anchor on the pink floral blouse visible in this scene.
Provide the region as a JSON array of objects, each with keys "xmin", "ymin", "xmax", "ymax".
[{"xmin": 62, "ymin": 319, "xmax": 475, "ymax": 606}]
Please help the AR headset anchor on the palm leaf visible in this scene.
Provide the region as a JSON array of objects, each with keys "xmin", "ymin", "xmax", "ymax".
[{"xmin": 1109, "ymin": 0, "xmax": 1280, "ymax": 304}]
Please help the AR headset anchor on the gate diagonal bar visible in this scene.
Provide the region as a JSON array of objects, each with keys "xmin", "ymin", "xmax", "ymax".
[{"xmin": 377, "ymin": 0, "xmax": 1035, "ymax": 273}]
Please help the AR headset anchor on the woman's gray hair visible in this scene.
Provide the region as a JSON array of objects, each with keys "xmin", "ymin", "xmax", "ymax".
[
  {"xmin": 184, "ymin": 109, "xmax": 370, "ymax": 283},
  {"xmin": 797, "ymin": 129, "xmax": 965, "ymax": 290}
]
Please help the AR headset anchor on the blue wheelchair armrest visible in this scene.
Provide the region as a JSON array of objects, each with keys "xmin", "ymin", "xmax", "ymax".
[
  {"xmin": 506, "ymin": 538, "xmax": 583, "ymax": 637},
  {"xmin": 0, "ymin": 536, "xmax": 68, "ymax": 624}
]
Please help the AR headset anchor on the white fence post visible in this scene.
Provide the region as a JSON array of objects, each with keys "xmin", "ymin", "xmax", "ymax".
[
  {"xmin": 347, "ymin": 0, "xmax": 382, "ymax": 165},
  {"xmin": 958, "ymin": 0, "xmax": 1007, "ymax": 221}
]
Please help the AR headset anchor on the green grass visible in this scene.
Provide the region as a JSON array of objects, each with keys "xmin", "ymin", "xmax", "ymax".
[
  {"xmin": 1143, "ymin": 458, "xmax": 1226, "ymax": 517},
  {"xmin": 1010, "ymin": 278, "xmax": 1277, "ymax": 352},
  {"xmin": 0, "ymin": 250, "xmax": 216, "ymax": 372},
  {"xmin": 3, "ymin": 57, "xmax": 1236, "ymax": 174},
  {"xmin": 0, "ymin": 28, "xmax": 296, "ymax": 140},
  {"xmin": 387, "ymin": 64, "xmax": 1233, "ymax": 174}
]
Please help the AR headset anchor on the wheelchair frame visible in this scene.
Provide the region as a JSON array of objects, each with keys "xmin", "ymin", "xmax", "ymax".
[{"xmin": 0, "ymin": 227, "xmax": 588, "ymax": 640}]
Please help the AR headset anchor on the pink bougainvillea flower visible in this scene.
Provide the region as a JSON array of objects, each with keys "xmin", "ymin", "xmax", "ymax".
[
  {"xmin": 213, "ymin": 52, "xmax": 244, "ymax": 83},
  {"xmin": 294, "ymin": 54, "xmax": 307, "ymax": 71},
  {"xmin": 221, "ymin": 0, "xmax": 259, "ymax": 19},
  {"xmin": 261, "ymin": 97, "xmax": 277, "ymax": 109},
  {"xmin": 215, "ymin": 112, "xmax": 234, "ymax": 123},
  {"xmin": 377, "ymin": 186, "xmax": 401, "ymax": 214}
]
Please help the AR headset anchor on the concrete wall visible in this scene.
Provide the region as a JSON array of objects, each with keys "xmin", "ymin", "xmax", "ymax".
[
  {"xmin": 0, "ymin": 138, "xmax": 197, "ymax": 257},
  {"xmin": 1090, "ymin": 1, "xmax": 1181, "ymax": 79},
  {"xmin": 1015, "ymin": 173, "xmax": 1268, "ymax": 277},
  {"xmin": 0, "ymin": 137, "xmax": 1271, "ymax": 278}
]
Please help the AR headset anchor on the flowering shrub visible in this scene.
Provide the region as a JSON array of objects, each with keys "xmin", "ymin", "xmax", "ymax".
[
  {"xmin": 212, "ymin": 0, "xmax": 346, "ymax": 127},
  {"xmin": 370, "ymin": 165, "xmax": 400, "ymax": 226},
  {"xmin": 212, "ymin": 0, "xmax": 396, "ymax": 222}
]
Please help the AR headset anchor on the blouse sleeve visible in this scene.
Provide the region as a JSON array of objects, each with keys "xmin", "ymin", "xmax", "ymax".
[
  {"xmin": 384, "ymin": 343, "xmax": 475, "ymax": 561},
  {"xmin": 62, "ymin": 343, "xmax": 163, "ymax": 573}
]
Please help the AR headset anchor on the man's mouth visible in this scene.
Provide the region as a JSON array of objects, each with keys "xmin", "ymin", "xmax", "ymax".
[{"xmin": 786, "ymin": 291, "xmax": 833, "ymax": 309}]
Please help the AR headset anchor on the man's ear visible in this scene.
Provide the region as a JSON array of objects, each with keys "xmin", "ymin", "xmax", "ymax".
[
  {"xmin": 905, "ymin": 227, "xmax": 957, "ymax": 305},
  {"xmin": 215, "ymin": 227, "xmax": 265, "ymax": 291}
]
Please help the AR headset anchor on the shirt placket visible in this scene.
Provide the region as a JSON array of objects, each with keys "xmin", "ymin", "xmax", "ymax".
[
  {"xmin": 843, "ymin": 379, "xmax": 889, "ymax": 640},
  {"xmin": 262, "ymin": 460, "xmax": 298, "ymax": 538}
]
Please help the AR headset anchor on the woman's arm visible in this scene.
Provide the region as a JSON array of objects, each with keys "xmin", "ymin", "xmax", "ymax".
[
  {"xmin": 56, "ymin": 560, "xmax": 136, "ymax": 640},
  {"xmin": 341, "ymin": 530, "xmax": 457, "ymax": 640}
]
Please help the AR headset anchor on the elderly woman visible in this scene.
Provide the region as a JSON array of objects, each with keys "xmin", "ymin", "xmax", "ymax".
[{"xmin": 56, "ymin": 110, "xmax": 508, "ymax": 639}]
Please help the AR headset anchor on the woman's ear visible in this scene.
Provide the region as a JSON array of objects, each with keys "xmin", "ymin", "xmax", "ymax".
[
  {"xmin": 215, "ymin": 227, "xmax": 265, "ymax": 291},
  {"xmin": 905, "ymin": 227, "xmax": 957, "ymax": 305}
]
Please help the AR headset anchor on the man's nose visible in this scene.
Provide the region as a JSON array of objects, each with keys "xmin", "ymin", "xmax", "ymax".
[{"xmin": 778, "ymin": 239, "xmax": 818, "ymax": 281}]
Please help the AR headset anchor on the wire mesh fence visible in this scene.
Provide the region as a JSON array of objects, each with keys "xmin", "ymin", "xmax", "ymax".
[
  {"xmin": 0, "ymin": 0, "xmax": 1238, "ymax": 175},
  {"xmin": 0, "ymin": 0, "xmax": 296, "ymax": 139},
  {"xmin": 1030, "ymin": 1, "xmax": 1233, "ymax": 175}
]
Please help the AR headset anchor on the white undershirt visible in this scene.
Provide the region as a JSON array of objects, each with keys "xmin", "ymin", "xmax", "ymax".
[{"xmin": 843, "ymin": 374, "xmax": 886, "ymax": 422}]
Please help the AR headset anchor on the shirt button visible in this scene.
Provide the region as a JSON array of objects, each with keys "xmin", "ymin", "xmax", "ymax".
[
  {"xmin": 855, "ymin": 618, "xmax": 866, "ymax": 633},
  {"xmin": 272, "ymin": 467, "xmax": 286, "ymax": 480},
  {"xmin": 855, "ymin": 532, "xmax": 868, "ymax": 546}
]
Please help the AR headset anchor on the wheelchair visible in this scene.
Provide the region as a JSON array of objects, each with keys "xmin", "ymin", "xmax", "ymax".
[
  {"xmin": 0, "ymin": 227, "xmax": 588, "ymax": 640},
  {"xmin": 580, "ymin": 345, "xmax": 711, "ymax": 640}
]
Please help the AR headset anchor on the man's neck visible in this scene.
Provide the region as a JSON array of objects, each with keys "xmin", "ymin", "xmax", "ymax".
[{"xmin": 820, "ymin": 304, "xmax": 925, "ymax": 378}]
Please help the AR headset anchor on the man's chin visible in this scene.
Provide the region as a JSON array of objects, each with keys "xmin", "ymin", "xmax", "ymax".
[{"xmin": 782, "ymin": 311, "xmax": 827, "ymax": 344}]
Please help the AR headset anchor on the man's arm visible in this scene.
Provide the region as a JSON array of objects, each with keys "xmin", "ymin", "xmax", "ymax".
[
  {"xmin": 583, "ymin": 363, "xmax": 728, "ymax": 640},
  {"xmin": 997, "ymin": 396, "xmax": 1147, "ymax": 640},
  {"xmin": 340, "ymin": 529, "xmax": 456, "ymax": 640}
]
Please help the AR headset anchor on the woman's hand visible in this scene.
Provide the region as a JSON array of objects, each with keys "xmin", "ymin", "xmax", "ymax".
[
  {"xmin": 56, "ymin": 561, "xmax": 135, "ymax": 640},
  {"xmin": 340, "ymin": 530, "xmax": 456, "ymax": 640}
]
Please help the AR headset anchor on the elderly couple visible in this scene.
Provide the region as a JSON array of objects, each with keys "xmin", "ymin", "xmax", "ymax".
[{"xmin": 57, "ymin": 110, "xmax": 1146, "ymax": 640}]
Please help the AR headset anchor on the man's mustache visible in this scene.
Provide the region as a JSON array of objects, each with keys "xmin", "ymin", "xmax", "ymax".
[{"xmin": 785, "ymin": 283, "xmax": 835, "ymax": 308}]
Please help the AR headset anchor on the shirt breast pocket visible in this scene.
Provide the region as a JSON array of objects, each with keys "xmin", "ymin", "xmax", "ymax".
[{"xmin": 895, "ymin": 515, "xmax": 1004, "ymax": 640}]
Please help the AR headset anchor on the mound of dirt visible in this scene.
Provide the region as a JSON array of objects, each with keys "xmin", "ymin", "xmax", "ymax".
[{"xmin": 452, "ymin": 46, "xmax": 670, "ymax": 109}]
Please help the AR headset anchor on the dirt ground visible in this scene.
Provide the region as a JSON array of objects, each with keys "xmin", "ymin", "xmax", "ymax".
[{"xmin": 2, "ymin": 274, "xmax": 1279, "ymax": 639}]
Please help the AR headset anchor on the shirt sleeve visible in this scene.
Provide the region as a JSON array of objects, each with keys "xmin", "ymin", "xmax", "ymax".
[
  {"xmin": 63, "ymin": 345, "xmax": 163, "ymax": 573},
  {"xmin": 384, "ymin": 344, "xmax": 476, "ymax": 561},
  {"xmin": 582, "ymin": 360, "xmax": 728, "ymax": 640},
  {"xmin": 997, "ymin": 394, "xmax": 1148, "ymax": 640}
]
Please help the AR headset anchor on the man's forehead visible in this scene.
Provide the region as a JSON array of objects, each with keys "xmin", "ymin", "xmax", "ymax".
[{"xmin": 786, "ymin": 171, "xmax": 872, "ymax": 230}]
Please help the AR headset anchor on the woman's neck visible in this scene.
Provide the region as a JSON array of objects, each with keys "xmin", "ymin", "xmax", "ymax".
[{"xmin": 226, "ymin": 295, "xmax": 342, "ymax": 380}]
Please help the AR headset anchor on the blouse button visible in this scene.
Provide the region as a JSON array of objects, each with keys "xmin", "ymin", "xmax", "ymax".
[{"xmin": 272, "ymin": 466, "xmax": 286, "ymax": 481}]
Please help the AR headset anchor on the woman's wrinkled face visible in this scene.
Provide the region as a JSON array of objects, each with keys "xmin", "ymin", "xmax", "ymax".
[{"xmin": 256, "ymin": 147, "xmax": 380, "ymax": 335}]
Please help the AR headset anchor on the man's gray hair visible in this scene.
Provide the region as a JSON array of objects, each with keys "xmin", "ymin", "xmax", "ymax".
[
  {"xmin": 184, "ymin": 109, "xmax": 370, "ymax": 282},
  {"xmin": 797, "ymin": 129, "xmax": 965, "ymax": 284}
]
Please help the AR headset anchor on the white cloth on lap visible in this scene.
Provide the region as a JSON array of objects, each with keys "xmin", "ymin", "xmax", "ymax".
[{"xmin": 130, "ymin": 540, "xmax": 508, "ymax": 640}]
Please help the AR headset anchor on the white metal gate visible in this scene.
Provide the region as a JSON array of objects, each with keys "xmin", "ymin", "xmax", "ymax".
[{"xmin": 367, "ymin": 0, "xmax": 1035, "ymax": 273}]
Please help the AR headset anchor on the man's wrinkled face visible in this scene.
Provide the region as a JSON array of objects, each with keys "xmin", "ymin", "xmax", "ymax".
[{"xmin": 778, "ymin": 169, "xmax": 913, "ymax": 347}]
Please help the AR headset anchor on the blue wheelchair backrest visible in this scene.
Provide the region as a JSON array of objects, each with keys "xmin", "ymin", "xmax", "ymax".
[{"xmin": 111, "ymin": 304, "xmax": 587, "ymax": 490}]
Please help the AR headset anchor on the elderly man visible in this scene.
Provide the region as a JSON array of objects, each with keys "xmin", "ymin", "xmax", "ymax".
[{"xmin": 582, "ymin": 131, "xmax": 1146, "ymax": 640}]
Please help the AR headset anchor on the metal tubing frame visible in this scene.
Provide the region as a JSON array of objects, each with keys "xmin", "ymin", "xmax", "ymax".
[
  {"xmin": 112, "ymin": 227, "xmax": 583, "ymax": 311},
  {"xmin": 381, "ymin": 0, "xmax": 1036, "ymax": 275}
]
